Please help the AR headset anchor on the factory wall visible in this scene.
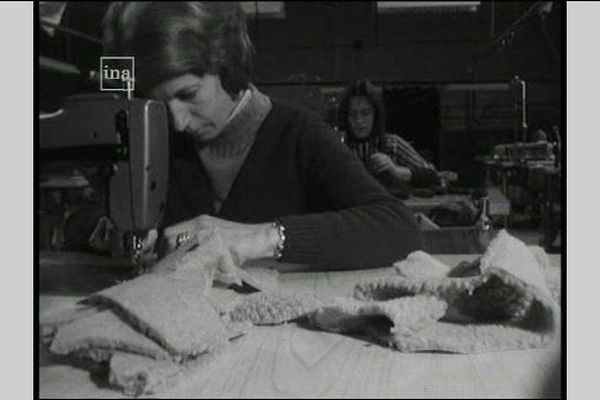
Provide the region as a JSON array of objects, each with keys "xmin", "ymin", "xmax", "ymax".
[
  {"xmin": 249, "ymin": 2, "xmax": 561, "ymax": 84},
  {"xmin": 245, "ymin": 2, "xmax": 562, "ymax": 183}
]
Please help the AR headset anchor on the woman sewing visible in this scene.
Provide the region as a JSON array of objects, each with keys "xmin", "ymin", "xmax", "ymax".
[
  {"xmin": 338, "ymin": 79, "xmax": 440, "ymax": 191},
  {"xmin": 101, "ymin": 2, "xmax": 423, "ymax": 270}
]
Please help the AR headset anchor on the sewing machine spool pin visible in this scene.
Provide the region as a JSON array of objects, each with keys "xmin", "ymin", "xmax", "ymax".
[
  {"xmin": 130, "ymin": 233, "xmax": 151, "ymax": 274},
  {"xmin": 477, "ymin": 196, "xmax": 493, "ymax": 232},
  {"xmin": 132, "ymin": 233, "xmax": 144, "ymax": 252}
]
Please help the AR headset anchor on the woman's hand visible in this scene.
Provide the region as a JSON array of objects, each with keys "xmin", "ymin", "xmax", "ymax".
[
  {"xmin": 369, "ymin": 152, "xmax": 413, "ymax": 182},
  {"xmin": 368, "ymin": 152, "xmax": 396, "ymax": 175},
  {"xmin": 162, "ymin": 215, "xmax": 280, "ymax": 265}
]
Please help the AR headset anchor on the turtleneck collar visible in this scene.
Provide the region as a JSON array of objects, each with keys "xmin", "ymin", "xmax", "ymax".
[
  {"xmin": 197, "ymin": 84, "xmax": 272, "ymax": 157},
  {"xmin": 225, "ymin": 87, "xmax": 252, "ymax": 125}
]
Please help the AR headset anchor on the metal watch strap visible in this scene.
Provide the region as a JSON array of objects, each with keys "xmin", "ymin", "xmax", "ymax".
[{"xmin": 272, "ymin": 220, "xmax": 286, "ymax": 260}]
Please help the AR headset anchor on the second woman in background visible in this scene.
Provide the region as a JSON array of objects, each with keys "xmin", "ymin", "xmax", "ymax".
[{"xmin": 338, "ymin": 80, "xmax": 440, "ymax": 191}]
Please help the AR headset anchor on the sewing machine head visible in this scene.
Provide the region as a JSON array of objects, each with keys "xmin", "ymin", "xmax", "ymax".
[{"xmin": 40, "ymin": 93, "xmax": 169, "ymax": 263}]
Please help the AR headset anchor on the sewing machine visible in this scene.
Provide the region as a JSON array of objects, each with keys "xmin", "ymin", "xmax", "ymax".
[
  {"xmin": 492, "ymin": 141, "xmax": 556, "ymax": 163},
  {"xmin": 39, "ymin": 93, "xmax": 169, "ymax": 264}
]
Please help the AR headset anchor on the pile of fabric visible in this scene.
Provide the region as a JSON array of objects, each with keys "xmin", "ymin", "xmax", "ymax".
[
  {"xmin": 44, "ymin": 229, "xmax": 560, "ymax": 396},
  {"xmin": 45, "ymin": 228, "xmax": 278, "ymax": 396}
]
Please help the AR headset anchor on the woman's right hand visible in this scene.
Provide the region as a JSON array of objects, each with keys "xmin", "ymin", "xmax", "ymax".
[
  {"xmin": 158, "ymin": 215, "xmax": 279, "ymax": 284},
  {"xmin": 369, "ymin": 152, "xmax": 412, "ymax": 181},
  {"xmin": 368, "ymin": 152, "xmax": 395, "ymax": 175},
  {"xmin": 161, "ymin": 215, "xmax": 277, "ymax": 261}
]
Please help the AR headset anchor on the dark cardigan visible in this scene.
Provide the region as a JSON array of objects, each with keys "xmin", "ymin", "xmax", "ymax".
[{"xmin": 162, "ymin": 101, "xmax": 424, "ymax": 268}]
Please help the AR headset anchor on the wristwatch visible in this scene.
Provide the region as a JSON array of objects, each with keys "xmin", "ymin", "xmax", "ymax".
[{"xmin": 272, "ymin": 220, "xmax": 286, "ymax": 260}]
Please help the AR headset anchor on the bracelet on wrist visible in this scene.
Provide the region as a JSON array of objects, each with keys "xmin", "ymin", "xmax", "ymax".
[{"xmin": 272, "ymin": 220, "xmax": 286, "ymax": 260}]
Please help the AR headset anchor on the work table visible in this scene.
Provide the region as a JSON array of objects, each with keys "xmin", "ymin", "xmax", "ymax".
[{"xmin": 39, "ymin": 253, "xmax": 562, "ymax": 398}]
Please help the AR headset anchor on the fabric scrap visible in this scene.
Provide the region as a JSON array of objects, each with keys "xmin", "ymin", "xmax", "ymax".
[
  {"xmin": 228, "ymin": 291, "xmax": 323, "ymax": 325},
  {"xmin": 237, "ymin": 267, "xmax": 280, "ymax": 293},
  {"xmin": 310, "ymin": 295, "xmax": 447, "ymax": 340},
  {"xmin": 393, "ymin": 250, "xmax": 452, "ymax": 279},
  {"xmin": 348, "ymin": 230, "xmax": 559, "ymax": 353},
  {"xmin": 108, "ymin": 334, "xmax": 229, "ymax": 397},
  {"xmin": 88, "ymin": 273, "xmax": 225, "ymax": 359},
  {"xmin": 50, "ymin": 310, "xmax": 171, "ymax": 361}
]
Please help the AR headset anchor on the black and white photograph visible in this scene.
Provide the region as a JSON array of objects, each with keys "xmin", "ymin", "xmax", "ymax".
[{"xmin": 32, "ymin": 1, "xmax": 568, "ymax": 398}]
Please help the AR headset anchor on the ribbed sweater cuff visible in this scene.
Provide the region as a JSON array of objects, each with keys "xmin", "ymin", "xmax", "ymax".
[{"xmin": 277, "ymin": 214, "xmax": 322, "ymax": 264}]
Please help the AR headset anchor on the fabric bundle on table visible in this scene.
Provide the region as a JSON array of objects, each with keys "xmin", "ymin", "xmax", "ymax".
[
  {"xmin": 47, "ymin": 227, "xmax": 279, "ymax": 396},
  {"xmin": 229, "ymin": 229, "xmax": 559, "ymax": 354},
  {"xmin": 47, "ymin": 229, "xmax": 559, "ymax": 397},
  {"xmin": 314, "ymin": 230, "xmax": 558, "ymax": 353}
]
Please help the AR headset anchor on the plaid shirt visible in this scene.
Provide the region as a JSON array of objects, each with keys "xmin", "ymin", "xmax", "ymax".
[{"xmin": 346, "ymin": 133, "xmax": 434, "ymax": 172}]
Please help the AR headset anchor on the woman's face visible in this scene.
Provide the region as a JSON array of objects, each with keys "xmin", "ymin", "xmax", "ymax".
[
  {"xmin": 348, "ymin": 96, "xmax": 375, "ymax": 139},
  {"xmin": 150, "ymin": 73, "xmax": 236, "ymax": 143}
]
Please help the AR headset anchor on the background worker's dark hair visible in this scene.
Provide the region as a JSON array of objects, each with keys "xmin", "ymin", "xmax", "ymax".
[
  {"xmin": 338, "ymin": 79, "xmax": 386, "ymax": 141},
  {"xmin": 102, "ymin": 1, "xmax": 254, "ymax": 96}
]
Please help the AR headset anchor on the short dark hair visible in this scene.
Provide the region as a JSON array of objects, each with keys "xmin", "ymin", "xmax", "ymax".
[
  {"xmin": 338, "ymin": 79, "xmax": 386, "ymax": 139},
  {"xmin": 102, "ymin": 2, "xmax": 254, "ymax": 96}
]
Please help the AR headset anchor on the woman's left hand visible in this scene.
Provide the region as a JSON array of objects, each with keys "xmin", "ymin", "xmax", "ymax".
[
  {"xmin": 162, "ymin": 215, "xmax": 279, "ymax": 265},
  {"xmin": 369, "ymin": 152, "xmax": 396, "ymax": 175}
]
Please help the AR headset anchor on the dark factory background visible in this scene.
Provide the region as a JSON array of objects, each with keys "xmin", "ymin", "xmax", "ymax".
[{"xmin": 39, "ymin": 1, "xmax": 563, "ymax": 252}]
